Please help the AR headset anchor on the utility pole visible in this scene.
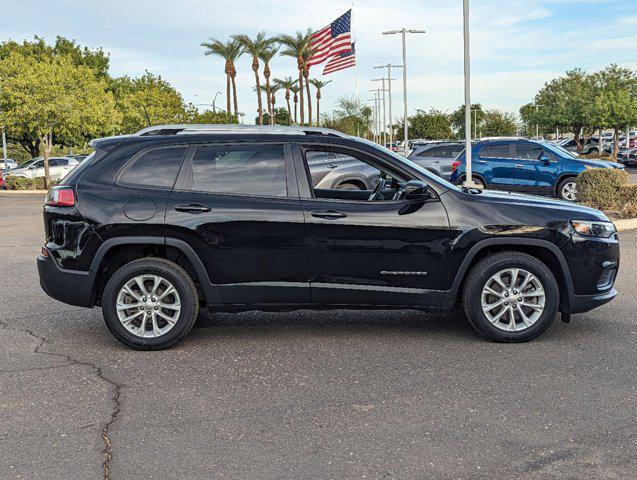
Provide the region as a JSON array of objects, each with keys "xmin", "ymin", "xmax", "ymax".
[
  {"xmin": 370, "ymin": 89, "xmax": 382, "ymax": 144},
  {"xmin": 2, "ymin": 126, "xmax": 7, "ymax": 171},
  {"xmin": 382, "ymin": 28, "xmax": 426, "ymax": 156},
  {"xmin": 371, "ymin": 79, "xmax": 389, "ymax": 146},
  {"xmin": 531, "ymin": 104, "xmax": 543, "ymax": 140},
  {"xmin": 461, "ymin": 0, "xmax": 478, "ymax": 188},
  {"xmin": 367, "ymin": 97, "xmax": 377, "ymax": 143},
  {"xmin": 374, "ymin": 64, "xmax": 401, "ymax": 147}
]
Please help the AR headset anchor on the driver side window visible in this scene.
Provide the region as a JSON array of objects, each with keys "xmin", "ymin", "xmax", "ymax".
[{"xmin": 303, "ymin": 147, "xmax": 404, "ymax": 202}]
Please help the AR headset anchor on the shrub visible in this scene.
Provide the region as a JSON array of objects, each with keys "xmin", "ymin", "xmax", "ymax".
[
  {"xmin": 577, "ymin": 169, "xmax": 637, "ymax": 217},
  {"xmin": 4, "ymin": 176, "xmax": 58, "ymax": 190}
]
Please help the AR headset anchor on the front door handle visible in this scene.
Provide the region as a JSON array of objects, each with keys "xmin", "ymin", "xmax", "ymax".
[
  {"xmin": 477, "ymin": 160, "xmax": 488, "ymax": 164},
  {"xmin": 174, "ymin": 203, "xmax": 212, "ymax": 214},
  {"xmin": 311, "ymin": 210, "xmax": 347, "ymax": 219},
  {"xmin": 515, "ymin": 164, "xmax": 524, "ymax": 168}
]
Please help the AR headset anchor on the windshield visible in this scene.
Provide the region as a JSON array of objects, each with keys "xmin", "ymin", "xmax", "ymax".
[{"xmin": 356, "ymin": 137, "xmax": 460, "ymax": 191}]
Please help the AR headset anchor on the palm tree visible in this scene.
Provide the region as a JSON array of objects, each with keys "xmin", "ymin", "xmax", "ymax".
[
  {"xmin": 233, "ymin": 32, "xmax": 273, "ymax": 125},
  {"xmin": 269, "ymin": 84, "xmax": 281, "ymax": 124},
  {"xmin": 278, "ymin": 29, "xmax": 313, "ymax": 125},
  {"xmin": 273, "ymin": 77, "xmax": 297, "ymax": 125},
  {"xmin": 259, "ymin": 45, "xmax": 279, "ymax": 123},
  {"xmin": 300, "ymin": 47, "xmax": 314, "ymax": 126},
  {"xmin": 309, "ymin": 79, "xmax": 331, "ymax": 126},
  {"xmin": 289, "ymin": 84, "xmax": 300, "ymax": 124},
  {"xmin": 201, "ymin": 39, "xmax": 243, "ymax": 114}
]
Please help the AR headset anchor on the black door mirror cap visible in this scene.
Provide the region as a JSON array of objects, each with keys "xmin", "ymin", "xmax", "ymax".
[{"xmin": 404, "ymin": 180, "xmax": 433, "ymax": 202}]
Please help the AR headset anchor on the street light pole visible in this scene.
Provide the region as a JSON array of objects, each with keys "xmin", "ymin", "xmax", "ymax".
[
  {"xmin": 374, "ymin": 64, "xmax": 401, "ymax": 147},
  {"xmin": 382, "ymin": 28, "xmax": 426, "ymax": 155},
  {"xmin": 372, "ymin": 79, "xmax": 388, "ymax": 146},
  {"xmin": 367, "ymin": 97, "xmax": 377, "ymax": 143},
  {"xmin": 2, "ymin": 126, "xmax": 7, "ymax": 171},
  {"xmin": 212, "ymin": 91, "xmax": 222, "ymax": 113},
  {"xmin": 531, "ymin": 104, "xmax": 543, "ymax": 140},
  {"xmin": 461, "ymin": 0, "xmax": 478, "ymax": 188}
]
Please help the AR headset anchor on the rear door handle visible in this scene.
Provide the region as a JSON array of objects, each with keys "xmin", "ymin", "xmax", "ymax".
[
  {"xmin": 311, "ymin": 210, "xmax": 347, "ymax": 219},
  {"xmin": 174, "ymin": 203, "xmax": 212, "ymax": 213},
  {"xmin": 477, "ymin": 160, "xmax": 488, "ymax": 164}
]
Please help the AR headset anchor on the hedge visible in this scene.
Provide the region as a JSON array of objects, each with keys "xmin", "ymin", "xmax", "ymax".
[
  {"xmin": 3, "ymin": 176, "xmax": 59, "ymax": 190},
  {"xmin": 577, "ymin": 169, "xmax": 637, "ymax": 218}
]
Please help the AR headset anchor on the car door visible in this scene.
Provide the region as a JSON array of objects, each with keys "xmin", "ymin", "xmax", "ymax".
[
  {"xmin": 514, "ymin": 143, "xmax": 558, "ymax": 195},
  {"xmin": 165, "ymin": 142, "xmax": 310, "ymax": 305},
  {"xmin": 30, "ymin": 160, "xmax": 45, "ymax": 178},
  {"xmin": 294, "ymin": 143, "xmax": 452, "ymax": 307},
  {"xmin": 476, "ymin": 143, "xmax": 519, "ymax": 189}
]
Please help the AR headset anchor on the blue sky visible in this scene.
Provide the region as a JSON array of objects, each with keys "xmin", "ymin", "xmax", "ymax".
[{"xmin": 1, "ymin": 0, "xmax": 636, "ymax": 123}]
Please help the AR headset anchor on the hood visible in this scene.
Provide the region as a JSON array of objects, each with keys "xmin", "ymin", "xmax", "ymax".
[
  {"xmin": 467, "ymin": 189, "xmax": 609, "ymax": 221},
  {"xmin": 577, "ymin": 158, "xmax": 623, "ymax": 169}
]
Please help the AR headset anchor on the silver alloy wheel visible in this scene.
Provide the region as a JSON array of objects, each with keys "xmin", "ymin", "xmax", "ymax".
[
  {"xmin": 116, "ymin": 274, "xmax": 181, "ymax": 338},
  {"xmin": 561, "ymin": 181, "xmax": 577, "ymax": 201},
  {"xmin": 480, "ymin": 268, "xmax": 545, "ymax": 332}
]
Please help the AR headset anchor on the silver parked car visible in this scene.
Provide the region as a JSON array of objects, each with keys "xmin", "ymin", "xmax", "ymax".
[
  {"xmin": 407, "ymin": 142, "xmax": 465, "ymax": 179},
  {"xmin": 6, "ymin": 157, "xmax": 79, "ymax": 180},
  {"xmin": 306, "ymin": 150, "xmax": 380, "ymax": 191}
]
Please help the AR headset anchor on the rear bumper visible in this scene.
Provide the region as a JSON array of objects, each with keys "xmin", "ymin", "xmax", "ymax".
[
  {"xmin": 568, "ymin": 288, "xmax": 617, "ymax": 314},
  {"xmin": 37, "ymin": 249, "xmax": 93, "ymax": 307}
]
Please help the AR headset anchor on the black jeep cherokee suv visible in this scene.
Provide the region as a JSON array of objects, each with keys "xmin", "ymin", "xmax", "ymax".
[{"xmin": 37, "ymin": 125, "xmax": 619, "ymax": 350}]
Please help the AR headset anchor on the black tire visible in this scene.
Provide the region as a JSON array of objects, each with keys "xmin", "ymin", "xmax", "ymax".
[
  {"xmin": 102, "ymin": 257, "xmax": 199, "ymax": 350},
  {"xmin": 462, "ymin": 252, "xmax": 559, "ymax": 342},
  {"xmin": 336, "ymin": 181, "xmax": 363, "ymax": 190},
  {"xmin": 557, "ymin": 177, "xmax": 578, "ymax": 201}
]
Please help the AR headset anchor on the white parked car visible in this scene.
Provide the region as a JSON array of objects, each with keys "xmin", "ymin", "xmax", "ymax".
[
  {"xmin": 1, "ymin": 158, "xmax": 18, "ymax": 171},
  {"xmin": 7, "ymin": 157, "xmax": 79, "ymax": 180}
]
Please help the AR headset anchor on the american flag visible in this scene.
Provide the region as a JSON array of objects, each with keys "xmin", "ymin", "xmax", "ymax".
[
  {"xmin": 307, "ymin": 10, "xmax": 352, "ymax": 67},
  {"xmin": 323, "ymin": 43, "xmax": 356, "ymax": 75}
]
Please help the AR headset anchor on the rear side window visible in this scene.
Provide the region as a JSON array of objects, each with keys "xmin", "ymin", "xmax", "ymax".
[
  {"xmin": 480, "ymin": 145, "xmax": 511, "ymax": 158},
  {"xmin": 122, "ymin": 147, "xmax": 186, "ymax": 188},
  {"xmin": 516, "ymin": 145, "xmax": 545, "ymax": 160},
  {"xmin": 191, "ymin": 144, "xmax": 287, "ymax": 197}
]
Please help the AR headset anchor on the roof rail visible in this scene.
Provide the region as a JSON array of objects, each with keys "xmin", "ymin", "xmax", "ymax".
[{"xmin": 134, "ymin": 124, "xmax": 350, "ymax": 138}]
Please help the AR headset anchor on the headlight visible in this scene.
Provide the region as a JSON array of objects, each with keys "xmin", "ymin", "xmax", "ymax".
[{"xmin": 570, "ymin": 220, "xmax": 616, "ymax": 238}]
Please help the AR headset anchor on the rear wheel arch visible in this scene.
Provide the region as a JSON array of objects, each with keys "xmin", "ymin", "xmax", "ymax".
[
  {"xmin": 555, "ymin": 174, "xmax": 578, "ymax": 197},
  {"xmin": 90, "ymin": 237, "xmax": 218, "ymax": 306},
  {"xmin": 456, "ymin": 173, "xmax": 487, "ymax": 187}
]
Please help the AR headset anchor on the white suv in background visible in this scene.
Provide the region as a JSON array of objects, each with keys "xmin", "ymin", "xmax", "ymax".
[{"xmin": 7, "ymin": 157, "xmax": 79, "ymax": 180}]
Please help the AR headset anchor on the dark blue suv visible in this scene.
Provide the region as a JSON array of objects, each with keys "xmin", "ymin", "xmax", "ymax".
[{"xmin": 449, "ymin": 138, "xmax": 623, "ymax": 201}]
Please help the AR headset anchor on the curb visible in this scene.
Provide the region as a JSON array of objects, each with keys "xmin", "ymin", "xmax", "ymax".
[
  {"xmin": 0, "ymin": 190, "xmax": 47, "ymax": 194},
  {"xmin": 615, "ymin": 218, "xmax": 637, "ymax": 232}
]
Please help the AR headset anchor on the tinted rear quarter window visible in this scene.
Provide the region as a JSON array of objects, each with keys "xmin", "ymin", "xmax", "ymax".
[
  {"xmin": 480, "ymin": 145, "xmax": 511, "ymax": 158},
  {"xmin": 122, "ymin": 147, "xmax": 186, "ymax": 188}
]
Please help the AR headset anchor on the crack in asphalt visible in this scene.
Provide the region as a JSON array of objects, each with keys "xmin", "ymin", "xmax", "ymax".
[{"xmin": 3, "ymin": 321, "xmax": 122, "ymax": 480}]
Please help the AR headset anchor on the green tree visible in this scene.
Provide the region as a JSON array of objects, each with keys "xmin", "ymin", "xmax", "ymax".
[
  {"xmin": 110, "ymin": 72, "xmax": 190, "ymax": 133},
  {"xmin": 309, "ymin": 78, "xmax": 332, "ymax": 126},
  {"xmin": 481, "ymin": 109, "xmax": 518, "ymax": 137},
  {"xmin": 278, "ymin": 30, "xmax": 313, "ymax": 126},
  {"xmin": 232, "ymin": 32, "xmax": 273, "ymax": 125},
  {"xmin": 0, "ymin": 53, "xmax": 118, "ymax": 188},
  {"xmin": 450, "ymin": 103, "xmax": 484, "ymax": 139},
  {"xmin": 273, "ymin": 77, "xmax": 297, "ymax": 125},
  {"xmin": 260, "ymin": 108, "xmax": 290, "ymax": 126},
  {"xmin": 188, "ymin": 107, "xmax": 238, "ymax": 124},
  {"xmin": 320, "ymin": 95, "xmax": 371, "ymax": 136},
  {"xmin": 405, "ymin": 109, "xmax": 453, "ymax": 140},
  {"xmin": 530, "ymin": 69, "xmax": 598, "ymax": 152},
  {"xmin": 259, "ymin": 45, "xmax": 279, "ymax": 124},
  {"xmin": 593, "ymin": 64, "xmax": 637, "ymax": 159},
  {"xmin": 201, "ymin": 39, "xmax": 243, "ymax": 115},
  {"xmin": 0, "ymin": 36, "xmax": 111, "ymax": 156}
]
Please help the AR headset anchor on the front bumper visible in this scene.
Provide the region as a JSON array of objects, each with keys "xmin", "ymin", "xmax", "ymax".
[
  {"xmin": 37, "ymin": 249, "xmax": 94, "ymax": 307},
  {"xmin": 568, "ymin": 288, "xmax": 617, "ymax": 314}
]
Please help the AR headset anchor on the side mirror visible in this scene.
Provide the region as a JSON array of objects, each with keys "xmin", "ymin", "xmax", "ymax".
[
  {"xmin": 539, "ymin": 154, "xmax": 551, "ymax": 164},
  {"xmin": 404, "ymin": 180, "xmax": 433, "ymax": 202}
]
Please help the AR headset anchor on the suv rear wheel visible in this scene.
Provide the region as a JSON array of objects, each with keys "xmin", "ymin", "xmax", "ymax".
[
  {"xmin": 102, "ymin": 258, "xmax": 199, "ymax": 350},
  {"xmin": 462, "ymin": 252, "xmax": 559, "ymax": 342}
]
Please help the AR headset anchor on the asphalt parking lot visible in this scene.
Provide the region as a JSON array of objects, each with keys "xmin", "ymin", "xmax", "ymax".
[{"xmin": 1, "ymin": 192, "xmax": 635, "ymax": 480}]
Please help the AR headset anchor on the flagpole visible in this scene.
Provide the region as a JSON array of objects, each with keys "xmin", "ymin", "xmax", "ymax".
[{"xmin": 351, "ymin": 2, "xmax": 360, "ymax": 137}]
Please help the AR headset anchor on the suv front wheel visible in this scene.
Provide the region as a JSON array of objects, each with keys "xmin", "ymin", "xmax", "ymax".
[
  {"xmin": 462, "ymin": 252, "xmax": 559, "ymax": 342},
  {"xmin": 102, "ymin": 258, "xmax": 199, "ymax": 350},
  {"xmin": 558, "ymin": 177, "xmax": 578, "ymax": 201}
]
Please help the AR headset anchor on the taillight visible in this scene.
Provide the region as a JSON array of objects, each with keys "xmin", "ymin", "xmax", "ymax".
[
  {"xmin": 46, "ymin": 187, "xmax": 75, "ymax": 207},
  {"xmin": 451, "ymin": 161, "xmax": 461, "ymax": 172}
]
